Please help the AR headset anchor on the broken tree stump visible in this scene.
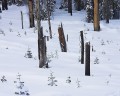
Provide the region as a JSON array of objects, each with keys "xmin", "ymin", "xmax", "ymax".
[
  {"xmin": 58, "ymin": 24, "xmax": 67, "ymax": 52},
  {"xmin": 85, "ymin": 42, "xmax": 90, "ymax": 76}
]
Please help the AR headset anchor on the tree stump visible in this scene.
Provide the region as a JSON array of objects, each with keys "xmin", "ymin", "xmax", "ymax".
[{"xmin": 85, "ymin": 42, "xmax": 90, "ymax": 76}]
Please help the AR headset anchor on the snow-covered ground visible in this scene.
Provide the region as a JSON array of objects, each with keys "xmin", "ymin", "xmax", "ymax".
[{"xmin": 0, "ymin": 4, "xmax": 120, "ymax": 96}]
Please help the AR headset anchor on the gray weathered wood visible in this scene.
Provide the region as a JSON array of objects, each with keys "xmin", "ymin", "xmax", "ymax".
[{"xmin": 85, "ymin": 42, "xmax": 90, "ymax": 76}]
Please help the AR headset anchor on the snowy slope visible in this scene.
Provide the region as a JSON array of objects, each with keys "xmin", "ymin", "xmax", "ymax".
[{"xmin": 0, "ymin": 4, "xmax": 120, "ymax": 96}]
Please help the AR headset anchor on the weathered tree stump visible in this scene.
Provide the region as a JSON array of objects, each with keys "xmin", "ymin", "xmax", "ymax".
[
  {"xmin": 58, "ymin": 24, "xmax": 67, "ymax": 52},
  {"xmin": 80, "ymin": 31, "xmax": 84, "ymax": 64},
  {"xmin": 85, "ymin": 42, "xmax": 90, "ymax": 76}
]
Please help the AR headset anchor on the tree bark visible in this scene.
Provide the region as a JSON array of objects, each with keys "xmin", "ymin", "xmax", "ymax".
[
  {"xmin": 28, "ymin": 0, "xmax": 35, "ymax": 28},
  {"xmin": 80, "ymin": 31, "xmax": 84, "ymax": 64},
  {"xmin": 94, "ymin": 0, "xmax": 100, "ymax": 31},
  {"xmin": 0, "ymin": 7, "xmax": 2, "ymax": 13},
  {"xmin": 12, "ymin": 0, "xmax": 16, "ymax": 4},
  {"xmin": 58, "ymin": 24, "xmax": 67, "ymax": 52},
  {"xmin": 21, "ymin": 11, "xmax": 24, "ymax": 29},
  {"xmin": 4, "ymin": 0, "xmax": 8, "ymax": 10},
  {"xmin": 77, "ymin": 0, "xmax": 81, "ymax": 11},
  {"xmin": 47, "ymin": 0, "xmax": 52, "ymax": 39},
  {"xmin": 85, "ymin": 42, "xmax": 90, "ymax": 76},
  {"xmin": 104, "ymin": 0, "xmax": 109, "ymax": 23},
  {"xmin": 2, "ymin": 0, "xmax": 5, "ymax": 10},
  {"xmin": 68, "ymin": 0, "xmax": 72, "ymax": 16}
]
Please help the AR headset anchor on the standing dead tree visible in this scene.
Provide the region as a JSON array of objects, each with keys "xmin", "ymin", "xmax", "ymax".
[
  {"xmin": 85, "ymin": 42, "xmax": 90, "ymax": 76},
  {"xmin": 2, "ymin": 0, "xmax": 8, "ymax": 10},
  {"xmin": 80, "ymin": 31, "xmax": 84, "ymax": 64},
  {"xmin": 47, "ymin": 0, "xmax": 52, "ymax": 39},
  {"xmin": 28, "ymin": 0, "xmax": 35, "ymax": 28},
  {"xmin": 21, "ymin": 11, "xmax": 24, "ymax": 29},
  {"xmin": 38, "ymin": 27, "xmax": 47, "ymax": 68},
  {"xmin": 58, "ymin": 23, "xmax": 67, "ymax": 52},
  {"xmin": 93, "ymin": 0, "xmax": 100, "ymax": 31},
  {"xmin": 36, "ymin": 0, "xmax": 47, "ymax": 68},
  {"xmin": 103, "ymin": 0, "xmax": 109, "ymax": 23},
  {"xmin": 76, "ymin": 0, "xmax": 81, "ymax": 11},
  {"xmin": 68, "ymin": 0, "xmax": 72, "ymax": 16}
]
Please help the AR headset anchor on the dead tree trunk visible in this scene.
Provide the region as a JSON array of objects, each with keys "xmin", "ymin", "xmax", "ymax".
[
  {"xmin": 80, "ymin": 31, "xmax": 84, "ymax": 64},
  {"xmin": 2, "ymin": 0, "xmax": 5, "ymax": 10},
  {"xmin": 43, "ymin": 36, "xmax": 48, "ymax": 68},
  {"xmin": 36, "ymin": 0, "xmax": 46, "ymax": 68},
  {"xmin": 85, "ymin": 42, "xmax": 90, "ymax": 76},
  {"xmin": 47, "ymin": 0, "xmax": 52, "ymax": 39},
  {"xmin": 39, "ymin": 27, "xmax": 44, "ymax": 68},
  {"xmin": 68, "ymin": 0, "xmax": 72, "ymax": 16},
  {"xmin": 4, "ymin": 0, "xmax": 8, "ymax": 10},
  {"xmin": 21, "ymin": 11, "xmax": 24, "ymax": 29},
  {"xmin": 0, "ymin": 7, "xmax": 2, "ymax": 13},
  {"xmin": 58, "ymin": 24, "xmax": 67, "ymax": 52},
  {"xmin": 93, "ymin": 0, "xmax": 100, "ymax": 31},
  {"xmin": 104, "ymin": 0, "xmax": 109, "ymax": 23},
  {"xmin": 77, "ymin": 0, "xmax": 81, "ymax": 11},
  {"xmin": 12, "ymin": 0, "xmax": 16, "ymax": 4},
  {"xmin": 28, "ymin": 0, "xmax": 35, "ymax": 28},
  {"xmin": 36, "ymin": 0, "xmax": 41, "ymax": 61},
  {"xmin": 38, "ymin": 27, "xmax": 47, "ymax": 68}
]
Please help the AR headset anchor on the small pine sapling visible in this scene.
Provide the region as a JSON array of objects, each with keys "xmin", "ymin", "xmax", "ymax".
[
  {"xmin": 94, "ymin": 57, "xmax": 99, "ymax": 64},
  {"xmin": 55, "ymin": 50, "xmax": 58, "ymax": 59},
  {"xmin": 1, "ymin": 76, "xmax": 7, "ymax": 83},
  {"xmin": 25, "ymin": 48, "xmax": 33, "ymax": 58},
  {"xmin": 14, "ymin": 73, "xmax": 30, "ymax": 95},
  {"xmin": 66, "ymin": 76, "xmax": 71, "ymax": 84},
  {"xmin": 17, "ymin": 32, "xmax": 21, "ymax": 37},
  {"xmin": 101, "ymin": 40, "xmax": 105, "ymax": 45},
  {"xmin": 92, "ymin": 46, "xmax": 96, "ymax": 52},
  {"xmin": 9, "ymin": 21, "xmax": 12, "ymax": 25},
  {"xmin": 48, "ymin": 72, "xmax": 57, "ymax": 86},
  {"xmin": 102, "ymin": 51, "xmax": 106, "ymax": 55},
  {"xmin": 25, "ymin": 91, "xmax": 30, "ymax": 96},
  {"xmin": 24, "ymin": 31, "xmax": 27, "ymax": 35},
  {"xmin": 0, "ymin": 29, "xmax": 5, "ymax": 36},
  {"xmin": 9, "ymin": 28, "xmax": 13, "ymax": 32},
  {"xmin": 14, "ymin": 73, "xmax": 24, "ymax": 89},
  {"xmin": 76, "ymin": 79, "xmax": 80, "ymax": 88},
  {"xmin": 106, "ymin": 80, "xmax": 109, "ymax": 86},
  {"xmin": 109, "ymin": 74, "xmax": 112, "ymax": 78}
]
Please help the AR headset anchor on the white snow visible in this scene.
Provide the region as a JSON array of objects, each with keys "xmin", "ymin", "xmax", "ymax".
[{"xmin": 0, "ymin": 3, "xmax": 120, "ymax": 96}]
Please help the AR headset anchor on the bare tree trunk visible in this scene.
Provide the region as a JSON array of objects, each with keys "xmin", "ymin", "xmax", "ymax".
[
  {"xmin": 104, "ymin": 0, "xmax": 109, "ymax": 23},
  {"xmin": 58, "ymin": 23, "xmax": 67, "ymax": 52},
  {"xmin": 85, "ymin": 42, "xmax": 90, "ymax": 76},
  {"xmin": 39, "ymin": 27, "xmax": 45, "ymax": 68},
  {"xmin": 68, "ymin": 0, "xmax": 72, "ymax": 16},
  {"xmin": 80, "ymin": 31, "xmax": 84, "ymax": 64},
  {"xmin": 93, "ymin": 0, "xmax": 100, "ymax": 31},
  {"xmin": 0, "ymin": 7, "xmax": 2, "ymax": 13},
  {"xmin": 77, "ymin": 0, "xmax": 81, "ymax": 11},
  {"xmin": 21, "ymin": 11, "xmax": 24, "ymax": 29},
  {"xmin": 43, "ymin": 36, "xmax": 48, "ymax": 68},
  {"xmin": 47, "ymin": 0, "xmax": 52, "ymax": 39},
  {"xmin": 28, "ymin": 0, "xmax": 35, "ymax": 28},
  {"xmin": 4, "ymin": 0, "xmax": 8, "ymax": 10},
  {"xmin": 12, "ymin": 0, "xmax": 16, "ymax": 4},
  {"xmin": 36, "ymin": 0, "xmax": 47, "ymax": 68},
  {"xmin": 2, "ymin": 0, "xmax": 5, "ymax": 10}
]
